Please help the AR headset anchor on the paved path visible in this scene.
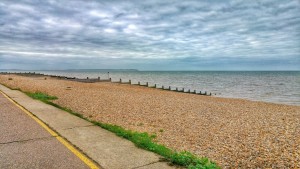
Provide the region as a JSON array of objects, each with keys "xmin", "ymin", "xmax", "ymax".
[
  {"xmin": 0, "ymin": 92, "xmax": 91, "ymax": 169},
  {"xmin": 0, "ymin": 84, "xmax": 176, "ymax": 169}
]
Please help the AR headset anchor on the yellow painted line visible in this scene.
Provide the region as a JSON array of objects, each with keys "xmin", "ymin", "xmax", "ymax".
[{"xmin": 0, "ymin": 90, "xmax": 100, "ymax": 169}]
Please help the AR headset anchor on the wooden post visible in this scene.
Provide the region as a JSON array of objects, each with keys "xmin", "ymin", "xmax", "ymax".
[
  {"xmin": 119, "ymin": 78, "xmax": 122, "ymax": 83},
  {"xmin": 188, "ymin": 89, "xmax": 190, "ymax": 93},
  {"xmin": 98, "ymin": 77, "xmax": 100, "ymax": 80},
  {"xmin": 129, "ymin": 80, "xmax": 131, "ymax": 84},
  {"xmin": 162, "ymin": 85, "xmax": 164, "ymax": 89},
  {"xmin": 146, "ymin": 82, "xmax": 148, "ymax": 87},
  {"xmin": 194, "ymin": 90, "xmax": 196, "ymax": 94},
  {"xmin": 138, "ymin": 81, "xmax": 140, "ymax": 85},
  {"xmin": 182, "ymin": 88, "xmax": 184, "ymax": 92},
  {"xmin": 176, "ymin": 87, "xmax": 178, "ymax": 91},
  {"xmin": 87, "ymin": 77, "xmax": 89, "ymax": 79},
  {"xmin": 169, "ymin": 86, "xmax": 171, "ymax": 90},
  {"xmin": 154, "ymin": 84, "xmax": 156, "ymax": 88},
  {"xmin": 204, "ymin": 91, "xmax": 207, "ymax": 95}
]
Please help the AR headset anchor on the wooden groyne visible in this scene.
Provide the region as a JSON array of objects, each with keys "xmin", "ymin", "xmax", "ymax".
[{"xmin": 0, "ymin": 72, "xmax": 212, "ymax": 96}]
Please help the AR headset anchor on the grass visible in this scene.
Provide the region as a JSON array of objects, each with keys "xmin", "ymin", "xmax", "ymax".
[
  {"xmin": 18, "ymin": 90, "xmax": 220, "ymax": 169},
  {"xmin": 25, "ymin": 92, "xmax": 58, "ymax": 101}
]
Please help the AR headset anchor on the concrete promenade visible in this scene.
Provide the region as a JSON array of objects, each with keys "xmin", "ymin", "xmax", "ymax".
[
  {"xmin": 0, "ymin": 90, "xmax": 91, "ymax": 168},
  {"xmin": 0, "ymin": 84, "xmax": 176, "ymax": 169}
]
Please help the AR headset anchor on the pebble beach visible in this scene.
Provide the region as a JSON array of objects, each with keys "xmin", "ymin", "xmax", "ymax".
[{"xmin": 1, "ymin": 74, "xmax": 299, "ymax": 168}]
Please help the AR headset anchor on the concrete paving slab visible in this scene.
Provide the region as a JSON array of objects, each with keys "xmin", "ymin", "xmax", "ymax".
[
  {"xmin": 18, "ymin": 101, "xmax": 93, "ymax": 130},
  {"xmin": 0, "ymin": 137, "xmax": 89, "ymax": 169},
  {"xmin": 60, "ymin": 126, "xmax": 162, "ymax": 169}
]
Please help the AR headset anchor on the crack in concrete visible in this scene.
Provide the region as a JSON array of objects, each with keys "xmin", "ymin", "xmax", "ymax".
[
  {"xmin": 62, "ymin": 124, "xmax": 95, "ymax": 130},
  {"xmin": 131, "ymin": 160, "xmax": 161, "ymax": 169},
  {"xmin": 0, "ymin": 135, "xmax": 56, "ymax": 145}
]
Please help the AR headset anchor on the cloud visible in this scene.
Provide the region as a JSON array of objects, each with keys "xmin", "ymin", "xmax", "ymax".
[{"xmin": 0, "ymin": 0, "xmax": 299, "ymax": 70}]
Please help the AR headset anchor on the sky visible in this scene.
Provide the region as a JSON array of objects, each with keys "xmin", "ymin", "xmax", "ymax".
[{"xmin": 0, "ymin": 0, "xmax": 299, "ymax": 70}]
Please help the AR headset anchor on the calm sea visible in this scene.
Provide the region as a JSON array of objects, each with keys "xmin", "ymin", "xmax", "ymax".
[{"xmin": 4, "ymin": 70, "xmax": 300, "ymax": 106}]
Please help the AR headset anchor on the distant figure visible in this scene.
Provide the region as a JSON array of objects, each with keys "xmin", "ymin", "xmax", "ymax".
[{"xmin": 107, "ymin": 72, "xmax": 110, "ymax": 79}]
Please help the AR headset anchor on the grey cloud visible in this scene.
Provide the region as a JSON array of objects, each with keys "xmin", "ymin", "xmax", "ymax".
[{"xmin": 0, "ymin": 0, "xmax": 299, "ymax": 70}]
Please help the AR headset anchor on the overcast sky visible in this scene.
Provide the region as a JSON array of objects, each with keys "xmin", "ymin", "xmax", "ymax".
[{"xmin": 0, "ymin": 0, "xmax": 299, "ymax": 70}]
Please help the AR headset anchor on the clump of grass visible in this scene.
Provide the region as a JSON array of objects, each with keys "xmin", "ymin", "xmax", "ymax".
[
  {"xmin": 25, "ymin": 92, "xmax": 58, "ymax": 101},
  {"xmin": 159, "ymin": 129, "xmax": 164, "ymax": 132},
  {"xmin": 25, "ymin": 91, "xmax": 220, "ymax": 169},
  {"xmin": 8, "ymin": 78, "xmax": 13, "ymax": 80},
  {"xmin": 171, "ymin": 152, "xmax": 218, "ymax": 169}
]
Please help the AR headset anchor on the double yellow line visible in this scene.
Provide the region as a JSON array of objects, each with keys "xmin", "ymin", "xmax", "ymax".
[{"xmin": 0, "ymin": 90, "xmax": 100, "ymax": 169}]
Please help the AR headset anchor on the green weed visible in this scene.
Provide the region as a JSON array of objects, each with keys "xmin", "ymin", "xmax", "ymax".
[{"xmin": 25, "ymin": 92, "xmax": 58, "ymax": 101}]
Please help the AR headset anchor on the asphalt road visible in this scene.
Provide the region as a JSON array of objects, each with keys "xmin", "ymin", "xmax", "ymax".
[{"xmin": 0, "ymin": 93, "xmax": 90, "ymax": 169}]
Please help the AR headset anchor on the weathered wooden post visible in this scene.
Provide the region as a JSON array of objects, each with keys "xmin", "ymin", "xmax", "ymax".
[
  {"xmin": 138, "ymin": 81, "xmax": 140, "ymax": 85},
  {"xmin": 146, "ymin": 82, "xmax": 149, "ymax": 87},
  {"xmin": 98, "ymin": 77, "xmax": 100, "ymax": 81},
  {"xmin": 182, "ymin": 88, "xmax": 184, "ymax": 92},
  {"xmin": 162, "ymin": 85, "xmax": 164, "ymax": 89},
  {"xmin": 154, "ymin": 84, "xmax": 156, "ymax": 88},
  {"xmin": 169, "ymin": 86, "xmax": 171, "ymax": 90},
  {"xmin": 176, "ymin": 87, "xmax": 178, "ymax": 91},
  {"xmin": 209, "ymin": 92, "xmax": 212, "ymax": 96},
  {"xmin": 204, "ymin": 91, "xmax": 207, "ymax": 95},
  {"xmin": 194, "ymin": 90, "xmax": 196, "ymax": 94},
  {"xmin": 187, "ymin": 89, "xmax": 190, "ymax": 93},
  {"xmin": 129, "ymin": 80, "xmax": 131, "ymax": 84}
]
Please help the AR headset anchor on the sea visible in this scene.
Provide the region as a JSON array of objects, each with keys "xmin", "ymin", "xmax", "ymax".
[{"xmin": 2, "ymin": 70, "xmax": 300, "ymax": 106}]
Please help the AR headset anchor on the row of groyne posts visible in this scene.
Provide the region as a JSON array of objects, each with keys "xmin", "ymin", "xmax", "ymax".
[{"xmin": 0, "ymin": 72, "xmax": 212, "ymax": 96}]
